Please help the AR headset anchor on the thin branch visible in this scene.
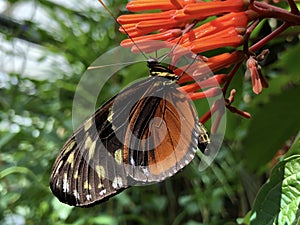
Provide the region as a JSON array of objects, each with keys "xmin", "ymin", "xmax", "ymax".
[
  {"xmin": 253, "ymin": 1, "xmax": 300, "ymax": 25},
  {"xmin": 250, "ymin": 22, "xmax": 290, "ymax": 52},
  {"xmin": 222, "ymin": 60, "xmax": 244, "ymax": 95},
  {"xmin": 287, "ymin": 0, "xmax": 299, "ymax": 14},
  {"xmin": 243, "ymin": 19, "xmax": 261, "ymax": 55}
]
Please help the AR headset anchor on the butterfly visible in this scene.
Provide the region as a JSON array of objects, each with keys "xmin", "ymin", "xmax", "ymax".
[
  {"xmin": 50, "ymin": 1, "xmax": 210, "ymax": 207},
  {"xmin": 49, "ymin": 57, "xmax": 210, "ymax": 207}
]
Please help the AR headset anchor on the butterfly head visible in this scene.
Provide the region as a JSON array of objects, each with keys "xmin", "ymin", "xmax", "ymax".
[{"xmin": 147, "ymin": 58, "xmax": 179, "ymax": 81}]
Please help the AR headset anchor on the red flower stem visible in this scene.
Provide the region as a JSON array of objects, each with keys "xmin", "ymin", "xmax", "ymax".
[
  {"xmin": 222, "ymin": 60, "xmax": 244, "ymax": 95},
  {"xmin": 200, "ymin": 109, "xmax": 212, "ymax": 124},
  {"xmin": 243, "ymin": 19, "xmax": 260, "ymax": 54},
  {"xmin": 251, "ymin": 2, "xmax": 300, "ymax": 25},
  {"xmin": 211, "ymin": 109, "xmax": 224, "ymax": 134},
  {"xmin": 199, "ymin": 98, "xmax": 225, "ymax": 133},
  {"xmin": 288, "ymin": 0, "xmax": 299, "ymax": 14},
  {"xmin": 250, "ymin": 22, "xmax": 290, "ymax": 52}
]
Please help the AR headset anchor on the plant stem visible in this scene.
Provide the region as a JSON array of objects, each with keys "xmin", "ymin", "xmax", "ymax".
[
  {"xmin": 253, "ymin": 1, "xmax": 300, "ymax": 25},
  {"xmin": 250, "ymin": 22, "xmax": 290, "ymax": 52}
]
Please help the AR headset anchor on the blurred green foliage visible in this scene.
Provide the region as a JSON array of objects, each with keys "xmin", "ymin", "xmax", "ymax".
[{"xmin": 0, "ymin": 1, "xmax": 300, "ymax": 225}]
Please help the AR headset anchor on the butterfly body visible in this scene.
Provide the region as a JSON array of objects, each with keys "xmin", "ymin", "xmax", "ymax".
[{"xmin": 50, "ymin": 59, "xmax": 207, "ymax": 207}]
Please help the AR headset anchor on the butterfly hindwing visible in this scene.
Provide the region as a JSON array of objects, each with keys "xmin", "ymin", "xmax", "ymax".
[{"xmin": 121, "ymin": 77, "xmax": 200, "ymax": 182}]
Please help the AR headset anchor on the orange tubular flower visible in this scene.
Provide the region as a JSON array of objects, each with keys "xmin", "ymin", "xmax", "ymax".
[
  {"xmin": 117, "ymin": 0, "xmax": 252, "ymax": 123},
  {"xmin": 246, "ymin": 56, "xmax": 269, "ymax": 94},
  {"xmin": 116, "ymin": 0, "xmax": 300, "ymax": 123}
]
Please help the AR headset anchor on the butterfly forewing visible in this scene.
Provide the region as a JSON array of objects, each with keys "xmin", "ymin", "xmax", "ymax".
[{"xmin": 50, "ymin": 98, "xmax": 128, "ymax": 207}]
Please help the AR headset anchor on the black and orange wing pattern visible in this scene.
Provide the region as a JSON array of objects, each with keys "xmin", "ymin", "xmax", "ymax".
[{"xmin": 50, "ymin": 61, "xmax": 209, "ymax": 207}]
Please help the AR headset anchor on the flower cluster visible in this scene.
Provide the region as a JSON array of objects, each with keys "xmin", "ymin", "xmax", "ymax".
[{"xmin": 115, "ymin": 0, "xmax": 300, "ymax": 126}]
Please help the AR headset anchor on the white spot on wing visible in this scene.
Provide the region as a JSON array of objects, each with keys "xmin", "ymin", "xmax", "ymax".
[
  {"xmin": 193, "ymin": 130, "xmax": 199, "ymax": 136},
  {"xmin": 130, "ymin": 157, "xmax": 135, "ymax": 166},
  {"xmin": 179, "ymin": 163, "xmax": 185, "ymax": 169},
  {"xmin": 73, "ymin": 190, "xmax": 80, "ymax": 199},
  {"xmin": 112, "ymin": 176, "xmax": 123, "ymax": 189},
  {"xmin": 86, "ymin": 194, "xmax": 92, "ymax": 201},
  {"xmin": 142, "ymin": 167, "xmax": 150, "ymax": 176},
  {"xmin": 192, "ymin": 145, "xmax": 197, "ymax": 152},
  {"xmin": 63, "ymin": 173, "xmax": 69, "ymax": 193},
  {"xmin": 99, "ymin": 189, "xmax": 106, "ymax": 196},
  {"xmin": 193, "ymin": 137, "xmax": 198, "ymax": 144}
]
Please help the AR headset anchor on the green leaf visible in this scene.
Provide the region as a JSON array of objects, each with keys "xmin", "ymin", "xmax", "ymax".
[
  {"xmin": 250, "ymin": 155, "xmax": 300, "ymax": 225},
  {"xmin": 0, "ymin": 166, "xmax": 47, "ymax": 191},
  {"xmin": 286, "ymin": 132, "xmax": 300, "ymax": 157},
  {"xmin": 89, "ymin": 215, "xmax": 117, "ymax": 225},
  {"xmin": 243, "ymin": 84, "xmax": 300, "ymax": 170},
  {"xmin": 237, "ymin": 211, "xmax": 251, "ymax": 225},
  {"xmin": 0, "ymin": 132, "xmax": 16, "ymax": 149},
  {"xmin": 274, "ymin": 43, "xmax": 300, "ymax": 78},
  {"xmin": 51, "ymin": 198, "xmax": 73, "ymax": 220}
]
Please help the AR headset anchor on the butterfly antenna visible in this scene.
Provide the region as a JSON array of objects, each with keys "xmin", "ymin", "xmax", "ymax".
[
  {"xmin": 88, "ymin": 60, "xmax": 146, "ymax": 70},
  {"xmin": 178, "ymin": 54, "xmax": 198, "ymax": 80},
  {"xmin": 158, "ymin": 22, "xmax": 197, "ymax": 64},
  {"xmin": 97, "ymin": 0, "xmax": 148, "ymax": 60}
]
